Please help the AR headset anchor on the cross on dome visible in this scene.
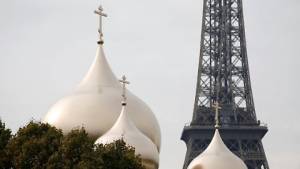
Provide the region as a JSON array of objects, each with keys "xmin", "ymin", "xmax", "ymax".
[
  {"xmin": 212, "ymin": 101, "xmax": 222, "ymax": 128},
  {"xmin": 213, "ymin": 69, "xmax": 222, "ymax": 128},
  {"xmin": 119, "ymin": 75, "xmax": 130, "ymax": 105},
  {"xmin": 94, "ymin": 5, "xmax": 107, "ymax": 45}
]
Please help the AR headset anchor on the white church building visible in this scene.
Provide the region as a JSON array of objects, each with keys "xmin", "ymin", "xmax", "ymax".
[{"xmin": 43, "ymin": 4, "xmax": 248, "ymax": 169}]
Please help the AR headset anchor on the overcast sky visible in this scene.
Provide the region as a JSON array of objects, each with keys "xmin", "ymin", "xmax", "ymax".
[{"xmin": 0, "ymin": 0, "xmax": 299, "ymax": 169}]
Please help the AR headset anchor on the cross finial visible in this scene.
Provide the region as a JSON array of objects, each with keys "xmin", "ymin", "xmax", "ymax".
[
  {"xmin": 119, "ymin": 75, "xmax": 130, "ymax": 105},
  {"xmin": 212, "ymin": 101, "xmax": 222, "ymax": 128},
  {"xmin": 94, "ymin": 5, "xmax": 107, "ymax": 45}
]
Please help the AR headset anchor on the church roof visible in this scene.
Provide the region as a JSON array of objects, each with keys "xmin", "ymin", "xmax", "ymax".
[
  {"xmin": 76, "ymin": 45, "xmax": 120, "ymax": 91},
  {"xmin": 43, "ymin": 6, "xmax": 161, "ymax": 151},
  {"xmin": 187, "ymin": 129, "xmax": 248, "ymax": 169},
  {"xmin": 95, "ymin": 103, "xmax": 159, "ymax": 165}
]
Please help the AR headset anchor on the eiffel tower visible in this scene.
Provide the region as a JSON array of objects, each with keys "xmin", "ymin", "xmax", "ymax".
[{"xmin": 181, "ymin": 0, "xmax": 270, "ymax": 169}]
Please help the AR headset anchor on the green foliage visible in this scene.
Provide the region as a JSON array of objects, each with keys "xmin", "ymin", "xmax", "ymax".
[
  {"xmin": 46, "ymin": 128, "xmax": 97, "ymax": 169},
  {"xmin": 47, "ymin": 129, "xmax": 145, "ymax": 169},
  {"xmin": 95, "ymin": 139, "xmax": 146, "ymax": 169},
  {"xmin": 0, "ymin": 119, "xmax": 11, "ymax": 150},
  {"xmin": 7, "ymin": 121, "xmax": 63, "ymax": 169},
  {"xmin": 1, "ymin": 121, "xmax": 146, "ymax": 169},
  {"xmin": 0, "ymin": 119, "xmax": 12, "ymax": 169}
]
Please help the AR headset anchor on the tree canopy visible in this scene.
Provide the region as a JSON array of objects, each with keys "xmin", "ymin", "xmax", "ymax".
[
  {"xmin": 46, "ymin": 128, "xmax": 96, "ymax": 169},
  {"xmin": 0, "ymin": 119, "xmax": 12, "ymax": 169},
  {"xmin": 6, "ymin": 121, "xmax": 63, "ymax": 169},
  {"xmin": 0, "ymin": 120, "xmax": 145, "ymax": 169},
  {"xmin": 95, "ymin": 139, "xmax": 145, "ymax": 169}
]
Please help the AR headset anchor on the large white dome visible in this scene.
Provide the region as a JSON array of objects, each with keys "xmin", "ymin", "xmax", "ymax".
[
  {"xmin": 43, "ymin": 44, "xmax": 161, "ymax": 150},
  {"xmin": 187, "ymin": 129, "xmax": 248, "ymax": 169},
  {"xmin": 95, "ymin": 103, "xmax": 159, "ymax": 169}
]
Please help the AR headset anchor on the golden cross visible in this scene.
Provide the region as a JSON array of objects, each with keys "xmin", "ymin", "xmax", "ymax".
[
  {"xmin": 212, "ymin": 101, "xmax": 222, "ymax": 128},
  {"xmin": 119, "ymin": 75, "xmax": 130, "ymax": 104},
  {"xmin": 94, "ymin": 5, "xmax": 107, "ymax": 44}
]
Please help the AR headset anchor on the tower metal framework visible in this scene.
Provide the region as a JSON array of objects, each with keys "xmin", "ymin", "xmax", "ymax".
[{"xmin": 181, "ymin": 0, "xmax": 270, "ymax": 169}]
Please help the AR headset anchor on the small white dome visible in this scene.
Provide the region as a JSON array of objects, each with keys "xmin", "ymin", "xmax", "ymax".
[
  {"xmin": 95, "ymin": 104, "xmax": 159, "ymax": 168},
  {"xmin": 43, "ymin": 45, "xmax": 161, "ymax": 151},
  {"xmin": 187, "ymin": 129, "xmax": 248, "ymax": 169}
]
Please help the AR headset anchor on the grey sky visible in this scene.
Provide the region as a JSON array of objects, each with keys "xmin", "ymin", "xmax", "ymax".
[{"xmin": 0, "ymin": 0, "xmax": 299, "ymax": 168}]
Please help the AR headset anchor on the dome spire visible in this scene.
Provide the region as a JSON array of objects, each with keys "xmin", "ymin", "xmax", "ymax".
[
  {"xmin": 95, "ymin": 76, "xmax": 160, "ymax": 168},
  {"xmin": 212, "ymin": 60, "xmax": 222, "ymax": 129},
  {"xmin": 119, "ymin": 75, "xmax": 130, "ymax": 106},
  {"xmin": 94, "ymin": 5, "xmax": 107, "ymax": 45}
]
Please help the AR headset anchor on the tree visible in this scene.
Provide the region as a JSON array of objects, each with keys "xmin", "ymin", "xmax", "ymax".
[
  {"xmin": 95, "ymin": 139, "xmax": 146, "ymax": 169},
  {"xmin": 4, "ymin": 121, "xmax": 146, "ymax": 169},
  {"xmin": 47, "ymin": 128, "xmax": 96, "ymax": 169},
  {"xmin": 0, "ymin": 119, "xmax": 12, "ymax": 169},
  {"xmin": 47, "ymin": 129, "xmax": 145, "ymax": 169},
  {"xmin": 7, "ymin": 121, "xmax": 63, "ymax": 169}
]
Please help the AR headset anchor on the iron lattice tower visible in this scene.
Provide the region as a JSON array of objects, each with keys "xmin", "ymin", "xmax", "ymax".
[{"xmin": 181, "ymin": 0, "xmax": 270, "ymax": 169}]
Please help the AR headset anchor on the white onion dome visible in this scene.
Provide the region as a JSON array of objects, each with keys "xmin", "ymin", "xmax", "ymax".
[
  {"xmin": 43, "ymin": 44, "xmax": 161, "ymax": 151},
  {"xmin": 187, "ymin": 129, "xmax": 248, "ymax": 169},
  {"xmin": 95, "ymin": 103, "xmax": 159, "ymax": 169}
]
